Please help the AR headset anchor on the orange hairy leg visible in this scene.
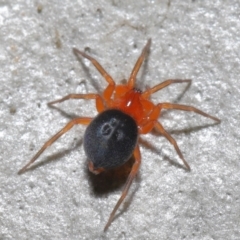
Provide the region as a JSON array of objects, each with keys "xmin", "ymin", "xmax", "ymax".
[
  {"xmin": 128, "ymin": 39, "xmax": 151, "ymax": 88},
  {"xmin": 73, "ymin": 48, "xmax": 115, "ymax": 103},
  {"xmin": 142, "ymin": 79, "xmax": 191, "ymax": 99},
  {"xmin": 104, "ymin": 145, "xmax": 141, "ymax": 232},
  {"xmin": 48, "ymin": 93, "xmax": 105, "ymax": 113},
  {"xmin": 160, "ymin": 103, "xmax": 221, "ymax": 122},
  {"xmin": 154, "ymin": 121, "xmax": 191, "ymax": 170},
  {"xmin": 18, "ymin": 118, "xmax": 92, "ymax": 174}
]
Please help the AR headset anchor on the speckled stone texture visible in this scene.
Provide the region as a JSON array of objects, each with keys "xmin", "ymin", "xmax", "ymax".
[{"xmin": 0, "ymin": 1, "xmax": 239, "ymax": 239}]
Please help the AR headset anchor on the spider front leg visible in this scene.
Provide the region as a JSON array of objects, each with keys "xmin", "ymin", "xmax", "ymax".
[
  {"xmin": 18, "ymin": 117, "xmax": 92, "ymax": 174},
  {"xmin": 73, "ymin": 47, "xmax": 116, "ymax": 103},
  {"xmin": 104, "ymin": 145, "xmax": 141, "ymax": 231},
  {"xmin": 48, "ymin": 93, "xmax": 105, "ymax": 113},
  {"xmin": 128, "ymin": 39, "xmax": 151, "ymax": 88}
]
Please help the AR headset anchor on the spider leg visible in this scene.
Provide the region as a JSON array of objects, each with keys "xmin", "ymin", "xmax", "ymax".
[
  {"xmin": 73, "ymin": 48, "xmax": 115, "ymax": 101},
  {"xmin": 104, "ymin": 145, "xmax": 141, "ymax": 231},
  {"xmin": 18, "ymin": 117, "xmax": 92, "ymax": 174},
  {"xmin": 160, "ymin": 103, "xmax": 221, "ymax": 122},
  {"xmin": 73, "ymin": 48, "xmax": 115, "ymax": 85},
  {"xmin": 139, "ymin": 120, "xmax": 156, "ymax": 134},
  {"xmin": 128, "ymin": 39, "xmax": 151, "ymax": 88},
  {"xmin": 142, "ymin": 79, "xmax": 191, "ymax": 99},
  {"xmin": 48, "ymin": 93, "xmax": 105, "ymax": 112},
  {"xmin": 138, "ymin": 106, "xmax": 161, "ymax": 134},
  {"xmin": 154, "ymin": 121, "xmax": 191, "ymax": 170}
]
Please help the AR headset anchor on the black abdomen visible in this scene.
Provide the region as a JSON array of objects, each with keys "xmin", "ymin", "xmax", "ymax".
[{"xmin": 83, "ymin": 109, "xmax": 138, "ymax": 170}]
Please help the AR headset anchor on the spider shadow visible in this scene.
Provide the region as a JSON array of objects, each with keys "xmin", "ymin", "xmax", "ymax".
[
  {"xmin": 119, "ymin": 42, "xmax": 150, "ymax": 87},
  {"xmin": 138, "ymin": 137, "xmax": 187, "ymax": 170},
  {"xmin": 20, "ymin": 103, "xmax": 87, "ymax": 174},
  {"xmin": 48, "ymin": 104, "xmax": 89, "ymax": 120},
  {"xmin": 86, "ymin": 156, "xmax": 139, "ymax": 195},
  {"xmin": 155, "ymin": 80, "xmax": 192, "ymax": 120},
  {"xmin": 172, "ymin": 79, "xmax": 192, "ymax": 103},
  {"xmin": 20, "ymin": 137, "xmax": 83, "ymax": 174},
  {"xmin": 167, "ymin": 121, "xmax": 220, "ymax": 135},
  {"xmin": 85, "ymin": 155, "xmax": 141, "ymax": 223},
  {"xmin": 73, "ymin": 47, "xmax": 103, "ymax": 94},
  {"xmin": 140, "ymin": 121, "xmax": 220, "ymax": 171},
  {"xmin": 73, "ymin": 41, "xmax": 151, "ymax": 93}
]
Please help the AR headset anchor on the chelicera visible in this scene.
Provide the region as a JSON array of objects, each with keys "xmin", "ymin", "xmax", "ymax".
[{"xmin": 18, "ymin": 39, "xmax": 220, "ymax": 231}]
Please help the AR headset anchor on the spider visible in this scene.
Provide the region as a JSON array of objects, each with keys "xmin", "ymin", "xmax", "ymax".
[{"xmin": 18, "ymin": 39, "xmax": 220, "ymax": 231}]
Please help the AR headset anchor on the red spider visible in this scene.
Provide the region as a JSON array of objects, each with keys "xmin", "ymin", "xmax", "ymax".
[{"xmin": 18, "ymin": 39, "xmax": 220, "ymax": 231}]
